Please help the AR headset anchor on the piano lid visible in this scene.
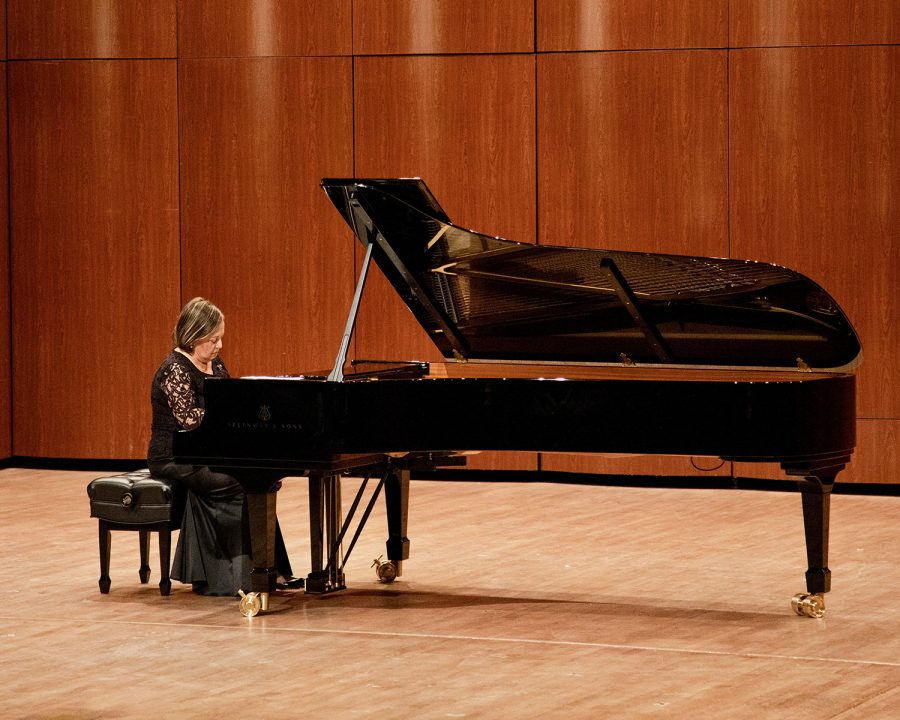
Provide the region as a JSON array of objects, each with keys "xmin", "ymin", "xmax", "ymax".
[{"xmin": 321, "ymin": 178, "xmax": 861, "ymax": 372}]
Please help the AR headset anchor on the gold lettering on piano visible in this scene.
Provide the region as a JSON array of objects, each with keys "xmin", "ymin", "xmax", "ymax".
[{"xmin": 225, "ymin": 421, "xmax": 303, "ymax": 431}]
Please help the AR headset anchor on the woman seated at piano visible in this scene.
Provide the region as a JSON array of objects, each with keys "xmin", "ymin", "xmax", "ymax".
[{"xmin": 147, "ymin": 297, "xmax": 301, "ymax": 596}]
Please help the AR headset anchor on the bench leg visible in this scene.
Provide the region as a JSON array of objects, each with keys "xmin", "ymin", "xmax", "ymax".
[
  {"xmin": 138, "ymin": 529, "xmax": 151, "ymax": 584},
  {"xmin": 98, "ymin": 521, "xmax": 112, "ymax": 594},
  {"xmin": 158, "ymin": 526, "xmax": 172, "ymax": 596}
]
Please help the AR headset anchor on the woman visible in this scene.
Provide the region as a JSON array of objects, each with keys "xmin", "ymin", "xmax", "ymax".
[{"xmin": 148, "ymin": 297, "xmax": 300, "ymax": 596}]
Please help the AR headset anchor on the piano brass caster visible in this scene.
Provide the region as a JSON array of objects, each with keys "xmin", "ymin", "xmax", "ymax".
[
  {"xmin": 372, "ymin": 555, "xmax": 398, "ymax": 584},
  {"xmin": 791, "ymin": 592, "xmax": 825, "ymax": 618},
  {"xmin": 238, "ymin": 590, "xmax": 269, "ymax": 617}
]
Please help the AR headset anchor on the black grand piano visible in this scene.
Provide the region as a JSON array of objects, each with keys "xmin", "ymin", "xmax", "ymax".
[{"xmin": 174, "ymin": 178, "xmax": 861, "ymax": 618}]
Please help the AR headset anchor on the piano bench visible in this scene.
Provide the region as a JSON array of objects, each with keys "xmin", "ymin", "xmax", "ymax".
[{"xmin": 86, "ymin": 469, "xmax": 184, "ymax": 596}]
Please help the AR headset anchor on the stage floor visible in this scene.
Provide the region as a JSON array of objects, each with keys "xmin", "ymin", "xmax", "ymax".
[{"xmin": 2, "ymin": 467, "xmax": 900, "ymax": 718}]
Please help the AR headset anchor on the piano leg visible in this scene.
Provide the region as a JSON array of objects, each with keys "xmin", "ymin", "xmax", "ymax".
[
  {"xmin": 785, "ymin": 462, "xmax": 845, "ymax": 618},
  {"xmin": 384, "ymin": 467, "xmax": 410, "ymax": 575},
  {"xmin": 797, "ymin": 474, "xmax": 834, "ymax": 596},
  {"xmin": 244, "ymin": 488, "xmax": 278, "ymax": 597},
  {"xmin": 306, "ymin": 472, "xmax": 346, "ymax": 594}
]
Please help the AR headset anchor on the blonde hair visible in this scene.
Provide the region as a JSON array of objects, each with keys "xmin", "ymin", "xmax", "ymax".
[{"xmin": 173, "ymin": 297, "xmax": 223, "ymax": 352}]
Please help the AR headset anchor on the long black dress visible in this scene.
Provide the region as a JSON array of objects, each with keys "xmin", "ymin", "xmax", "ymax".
[{"xmin": 147, "ymin": 350, "xmax": 293, "ymax": 596}]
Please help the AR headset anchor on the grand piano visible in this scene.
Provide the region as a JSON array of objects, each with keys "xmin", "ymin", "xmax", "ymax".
[{"xmin": 174, "ymin": 178, "xmax": 861, "ymax": 618}]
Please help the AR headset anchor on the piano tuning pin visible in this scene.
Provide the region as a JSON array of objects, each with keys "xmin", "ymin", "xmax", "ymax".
[{"xmin": 791, "ymin": 592, "xmax": 825, "ymax": 618}]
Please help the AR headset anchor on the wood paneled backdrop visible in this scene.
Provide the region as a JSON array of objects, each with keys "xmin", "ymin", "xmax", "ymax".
[{"xmin": 1, "ymin": 1, "xmax": 896, "ymax": 484}]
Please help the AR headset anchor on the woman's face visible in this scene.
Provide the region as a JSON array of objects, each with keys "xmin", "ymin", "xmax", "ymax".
[{"xmin": 193, "ymin": 321, "xmax": 224, "ymax": 365}]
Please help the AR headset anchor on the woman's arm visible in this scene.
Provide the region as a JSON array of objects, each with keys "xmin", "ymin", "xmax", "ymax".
[{"xmin": 160, "ymin": 362, "xmax": 205, "ymax": 430}]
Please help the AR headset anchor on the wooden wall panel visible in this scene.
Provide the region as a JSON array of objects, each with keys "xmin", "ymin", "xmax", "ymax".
[
  {"xmin": 541, "ymin": 453, "xmax": 731, "ymax": 478},
  {"xmin": 7, "ymin": 0, "xmax": 176, "ymax": 59},
  {"xmin": 2, "ymin": 4, "xmax": 895, "ymax": 485},
  {"xmin": 178, "ymin": 58, "xmax": 354, "ymax": 378},
  {"xmin": 537, "ymin": 0, "xmax": 727, "ymax": 51},
  {"xmin": 178, "ymin": 0, "xmax": 352, "ymax": 57},
  {"xmin": 846, "ymin": 420, "xmax": 900, "ymax": 484},
  {"xmin": 730, "ymin": 46, "xmax": 899, "ymax": 421},
  {"xmin": 353, "ymin": 54, "xmax": 537, "ymax": 471},
  {"xmin": 730, "ymin": 0, "xmax": 900, "ymax": 47},
  {"xmin": 353, "ymin": 54, "xmax": 537, "ymax": 363},
  {"xmin": 537, "ymin": 51, "xmax": 728, "ymax": 255},
  {"xmin": 354, "ymin": 0, "xmax": 534, "ymax": 54},
  {"xmin": 0, "ymin": 66, "xmax": 9, "ymax": 459},
  {"xmin": 9, "ymin": 60, "xmax": 180, "ymax": 458},
  {"xmin": 0, "ymin": 6, "xmax": 6, "ymax": 58}
]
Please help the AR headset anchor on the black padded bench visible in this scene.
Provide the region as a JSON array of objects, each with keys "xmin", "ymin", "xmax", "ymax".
[{"xmin": 87, "ymin": 469, "xmax": 184, "ymax": 596}]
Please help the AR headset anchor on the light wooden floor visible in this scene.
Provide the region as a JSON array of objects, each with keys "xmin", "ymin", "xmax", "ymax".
[{"xmin": 3, "ymin": 468, "xmax": 900, "ymax": 719}]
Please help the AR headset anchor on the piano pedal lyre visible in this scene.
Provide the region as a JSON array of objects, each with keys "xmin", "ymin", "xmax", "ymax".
[
  {"xmin": 372, "ymin": 555, "xmax": 398, "ymax": 584},
  {"xmin": 238, "ymin": 590, "xmax": 268, "ymax": 618},
  {"xmin": 791, "ymin": 592, "xmax": 825, "ymax": 618}
]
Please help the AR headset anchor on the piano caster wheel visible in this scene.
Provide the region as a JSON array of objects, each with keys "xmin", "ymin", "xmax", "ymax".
[
  {"xmin": 372, "ymin": 556, "xmax": 397, "ymax": 584},
  {"xmin": 791, "ymin": 592, "xmax": 825, "ymax": 618},
  {"xmin": 238, "ymin": 590, "xmax": 266, "ymax": 617}
]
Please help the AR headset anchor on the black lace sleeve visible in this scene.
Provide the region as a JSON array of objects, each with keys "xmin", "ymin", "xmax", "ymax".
[{"xmin": 160, "ymin": 361, "xmax": 205, "ymax": 430}]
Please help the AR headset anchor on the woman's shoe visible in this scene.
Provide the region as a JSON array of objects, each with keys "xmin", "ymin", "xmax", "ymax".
[{"xmin": 276, "ymin": 575, "xmax": 304, "ymax": 590}]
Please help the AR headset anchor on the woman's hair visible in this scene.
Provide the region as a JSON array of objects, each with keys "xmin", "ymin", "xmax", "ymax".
[{"xmin": 173, "ymin": 297, "xmax": 223, "ymax": 352}]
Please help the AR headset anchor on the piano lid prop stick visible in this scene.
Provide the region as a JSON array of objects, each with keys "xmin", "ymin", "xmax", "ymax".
[{"xmin": 327, "ymin": 239, "xmax": 374, "ymax": 382}]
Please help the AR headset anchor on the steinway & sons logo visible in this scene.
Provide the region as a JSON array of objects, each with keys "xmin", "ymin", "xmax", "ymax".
[{"xmin": 225, "ymin": 404, "xmax": 302, "ymax": 431}]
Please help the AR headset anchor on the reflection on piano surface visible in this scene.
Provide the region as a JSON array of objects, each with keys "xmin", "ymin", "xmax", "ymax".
[{"xmin": 175, "ymin": 178, "xmax": 861, "ymax": 618}]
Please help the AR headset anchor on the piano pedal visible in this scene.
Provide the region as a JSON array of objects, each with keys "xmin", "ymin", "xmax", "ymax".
[
  {"xmin": 791, "ymin": 592, "xmax": 825, "ymax": 618},
  {"xmin": 238, "ymin": 590, "xmax": 267, "ymax": 618},
  {"xmin": 372, "ymin": 555, "xmax": 398, "ymax": 584}
]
